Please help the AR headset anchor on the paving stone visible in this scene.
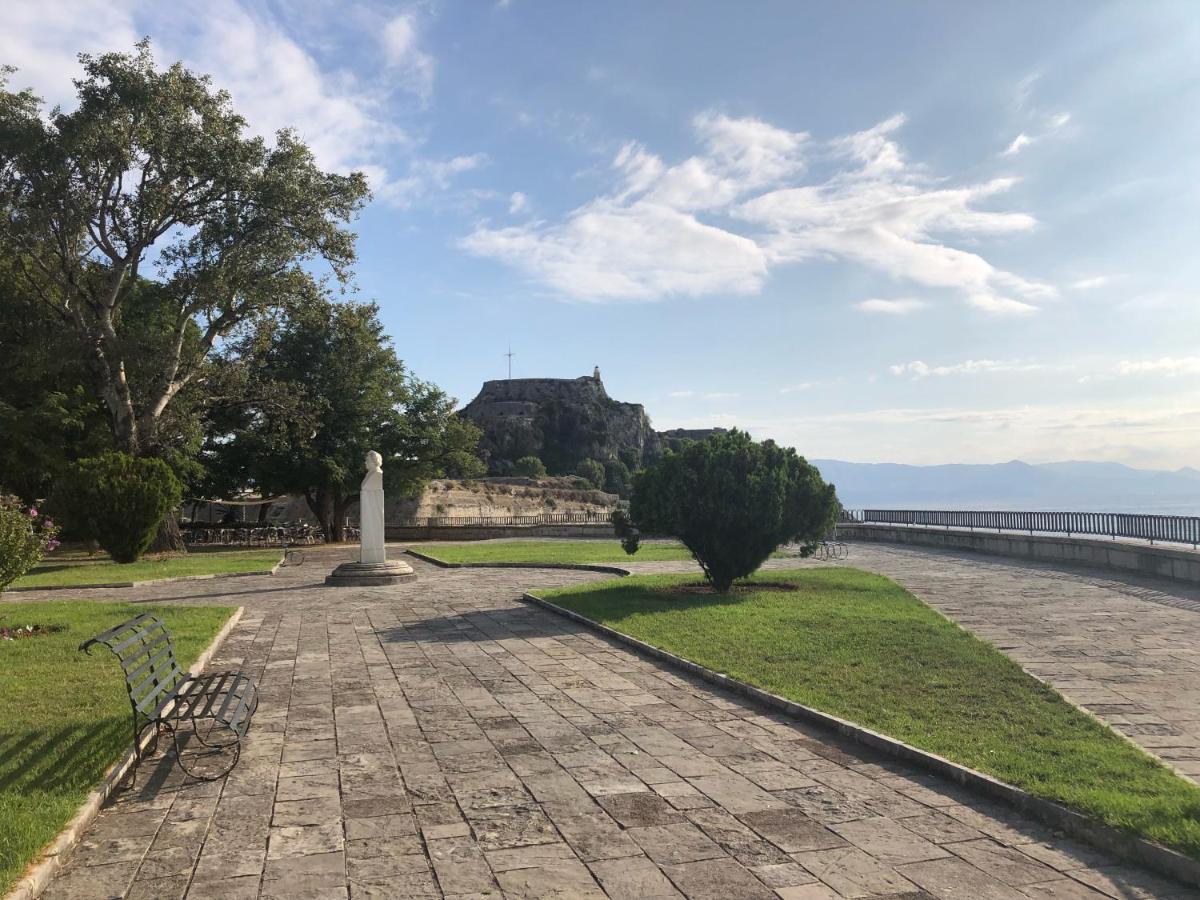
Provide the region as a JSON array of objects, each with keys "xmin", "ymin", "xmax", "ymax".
[
  {"xmin": 597, "ymin": 790, "xmax": 686, "ymax": 827},
  {"xmin": 588, "ymin": 856, "xmax": 686, "ymax": 898},
  {"xmin": 793, "ymin": 846, "xmax": 920, "ymax": 897},
  {"xmin": 741, "ymin": 807, "xmax": 848, "ymax": 853},
  {"xmin": 896, "ymin": 856, "xmax": 1029, "ymax": 899},
  {"xmin": 660, "ymin": 857, "xmax": 779, "ymax": 899},
  {"xmin": 627, "ymin": 822, "xmax": 727, "ymax": 865},
  {"xmin": 831, "ymin": 815, "xmax": 950, "ymax": 864},
  {"xmin": 496, "ymin": 857, "xmax": 606, "ymax": 898},
  {"xmin": 465, "ymin": 802, "xmax": 559, "ymax": 850},
  {"xmin": 946, "ymin": 838, "xmax": 1060, "ymax": 887},
  {"xmin": 541, "ymin": 802, "xmax": 644, "ymax": 862}
]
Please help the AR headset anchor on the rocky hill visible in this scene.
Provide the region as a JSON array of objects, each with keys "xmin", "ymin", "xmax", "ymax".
[{"xmin": 461, "ymin": 372, "xmax": 664, "ymax": 475}]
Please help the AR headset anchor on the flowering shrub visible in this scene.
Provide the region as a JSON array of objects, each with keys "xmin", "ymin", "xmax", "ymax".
[{"xmin": 0, "ymin": 496, "xmax": 60, "ymax": 592}]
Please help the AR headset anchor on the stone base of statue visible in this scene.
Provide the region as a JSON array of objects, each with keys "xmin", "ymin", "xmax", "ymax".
[{"xmin": 325, "ymin": 559, "xmax": 416, "ymax": 587}]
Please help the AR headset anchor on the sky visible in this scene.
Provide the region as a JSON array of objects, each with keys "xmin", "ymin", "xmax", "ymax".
[{"xmin": 5, "ymin": 1, "xmax": 1200, "ymax": 469}]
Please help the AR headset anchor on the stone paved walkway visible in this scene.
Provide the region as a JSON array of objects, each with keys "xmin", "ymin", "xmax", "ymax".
[{"xmin": 16, "ymin": 546, "xmax": 1200, "ymax": 899}]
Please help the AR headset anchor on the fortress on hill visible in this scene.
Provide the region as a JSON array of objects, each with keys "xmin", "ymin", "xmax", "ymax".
[{"xmin": 460, "ymin": 368, "xmax": 719, "ymax": 475}]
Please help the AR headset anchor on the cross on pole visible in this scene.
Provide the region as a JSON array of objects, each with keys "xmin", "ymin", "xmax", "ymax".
[{"xmin": 506, "ymin": 345, "xmax": 514, "ymax": 380}]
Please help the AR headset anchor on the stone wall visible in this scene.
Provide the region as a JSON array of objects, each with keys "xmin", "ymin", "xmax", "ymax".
[
  {"xmin": 387, "ymin": 477, "xmax": 618, "ymax": 521},
  {"xmin": 386, "ymin": 522, "xmax": 615, "ymax": 541},
  {"xmin": 840, "ymin": 523, "xmax": 1200, "ymax": 586}
]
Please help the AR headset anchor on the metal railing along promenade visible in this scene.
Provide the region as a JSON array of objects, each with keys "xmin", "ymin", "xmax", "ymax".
[
  {"xmin": 390, "ymin": 511, "xmax": 615, "ymax": 528},
  {"xmin": 846, "ymin": 508, "xmax": 1200, "ymax": 548}
]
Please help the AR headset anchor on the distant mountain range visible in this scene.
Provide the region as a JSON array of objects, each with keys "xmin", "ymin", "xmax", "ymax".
[{"xmin": 812, "ymin": 459, "xmax": 1200, "ymax": 515}]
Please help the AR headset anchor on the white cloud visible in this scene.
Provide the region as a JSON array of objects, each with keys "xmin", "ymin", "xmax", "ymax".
[
  {"xmin": 1071, "ymin": 275, "xmax": 1109, "ymax": 290},
  {"xmin": 509, "ymin": 192, "xmax": 529, "ymax": 214},
  {"xmin": 780, "ymin": 382, "xmax": 817, "ymax": 394},
  {"xmin": 381, "ymin": 12, "xmax": 434, "ymax": 101},
  {"xmin": 465, "ymin": 111, "xmax": 1051, "ymax": 310},
  {"xmin": 1003, "ymin": 133, "xmax": 1034, "ymax": 156},
  {"xmin": 370, "ymin": 154, "xmax": 487, "ymax": 208},
  {"xmin": 1117, "ymin": 357, "xmax": 1200, "ymax": 377},
  {"xmin": 890, "ymin": 359, "xmax": 1048, "ymax": 379},
  {"xmin": 855, "ymin": 298, "xmax": 927, "ymax": 315},
  {"xmin": 0, "ymin": 2, "xmax": 480, "ymax": 210},
  {"xmin": 1001, "ymin": 111, "xmax": 1071, "ymax": 157}
]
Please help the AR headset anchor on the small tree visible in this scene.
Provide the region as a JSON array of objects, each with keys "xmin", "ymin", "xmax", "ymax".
[
  {"xmin": 618, "ymin": 429, "xmax": 838, "ymax": 591},
  {"xmin": 604, "ymin": 458, "xmax": 633, "ymax": 498},
  {"xmin": 54, "ymin": 453, "xmax": 182, "ymax": 563},
  {"xmin": 0, "ymin": 497, "xmax": 59, "ymax": 591},
  {"xmin": 575, "ymin": 459, "xmax": 605, "ymax": 490},
  {"xmin": 513, "ymin": 456, "xmax": 547, "ymax": 479}
]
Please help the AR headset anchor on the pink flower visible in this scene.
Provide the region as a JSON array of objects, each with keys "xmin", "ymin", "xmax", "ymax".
[{"xmin": 28, "ymin": 507, "xmax": 38, "ymax": 517}]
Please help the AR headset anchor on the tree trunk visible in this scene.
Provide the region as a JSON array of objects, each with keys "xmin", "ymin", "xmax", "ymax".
[
  {"xmin": 306, "ymin": 490, "xmax": 336, "ymax": 543},
  {"xmin": 331, "ymin": 494, "xmax": 348, "ymax": 543},
  {"xmin": 148, "ymin": 509, "xmax": 186, "ymax": 553},
  {"xmin": 257, "ymin": 501, "xmax": 273, "ymax": 524}
]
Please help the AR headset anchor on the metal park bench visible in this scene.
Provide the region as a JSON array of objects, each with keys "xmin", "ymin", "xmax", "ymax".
[{"xmin": 80, "ymin": 614, "xmax": 258, "ymax": 782}]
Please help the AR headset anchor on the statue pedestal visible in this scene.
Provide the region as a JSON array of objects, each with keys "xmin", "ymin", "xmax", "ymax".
[{"xmin": 325, "ymin": 559, "xmax": 416, "ymax": 587}]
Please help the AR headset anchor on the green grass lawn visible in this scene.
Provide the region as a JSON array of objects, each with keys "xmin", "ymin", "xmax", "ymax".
[
  {"xmin": 541, "ymin": 567, "xmax": 1200, "ymax": 858},
  {"xmin": 11, "ymin": 549, "xmax": 282, "ymax": 589},
  {"xmin": 0, "ymin": 601, "xmax": 235, "ymax": 892},
  {"xmin": 407, "ymin": 539, "xmax": 694, "ymax": 565}
]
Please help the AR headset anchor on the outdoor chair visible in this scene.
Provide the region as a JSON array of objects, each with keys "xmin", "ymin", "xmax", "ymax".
[{"xmin": 80, "ymin": 613, "xmax": 257, "ymax": 782}]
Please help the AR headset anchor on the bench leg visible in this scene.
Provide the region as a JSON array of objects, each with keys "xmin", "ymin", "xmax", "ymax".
[{"xmin": 169, "ymin": 718, "xmax": 243, "ymax": 781}]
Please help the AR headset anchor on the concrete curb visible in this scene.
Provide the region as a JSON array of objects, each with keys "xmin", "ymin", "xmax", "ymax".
[
  {"xmin": 4, "ymin": 558, "xmax": 284, "ymax": 594},
  {"xmin": 4, "ymin": 606, "xmax": 246, "ymax": 900},
  {"xmin": 405, "ymin": 548, "xmax": 630, "ymax": 578},
  {"xmin": 522, "ymin": 590, "xmax": 1200, "ymax": 890}
]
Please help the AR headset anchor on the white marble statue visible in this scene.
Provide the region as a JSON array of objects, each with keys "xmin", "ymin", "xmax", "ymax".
[{"xmin": 359, "ymin": 450, "xmax": 386, "ymax": 565}]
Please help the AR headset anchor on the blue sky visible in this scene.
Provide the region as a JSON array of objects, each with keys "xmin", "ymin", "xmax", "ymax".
[{"xmin": 6, "ymin": 1, "xmax": 1200, "ymax": 468}]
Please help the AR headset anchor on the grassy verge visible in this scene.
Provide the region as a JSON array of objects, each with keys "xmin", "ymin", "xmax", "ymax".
[
  {"xmin": 541, "ymin": 567, "xmax": 1200, "ymax": 858},
  {"xmin": 407, "ymin": 539, "xmax": 693, "ymax": 565},
  {"xmin": 12, "ymin": 549, "xmax": 282, "ymax": 589},
  {"xmin": 0, "ymin": 601, "xmax": 235, "ymax": 892}
]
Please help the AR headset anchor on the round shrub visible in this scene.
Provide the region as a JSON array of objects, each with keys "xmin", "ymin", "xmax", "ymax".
[
  {"xmin": 575, "ymin": 459, "xmax": 606, "ymax": 490},
  {"xmin": 55, "ymin": 453, "xmax": 182, "ymax": 563},
  {"xmin": 512, "ymin": 455, "xmax": 547, "ymax": 478},
  {"xmin": 618, "ymin": 429, "xmax": 838, "ymax": 592},
  {"xmin": 0, "ymin": 497, "xmax": 60, "ymax": 591}
]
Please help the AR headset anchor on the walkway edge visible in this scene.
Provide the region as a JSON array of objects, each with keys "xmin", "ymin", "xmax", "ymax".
[
  {"xmin": 5, "ymin": 606, "xmax": 246, "ymax": 900},
  {"xmin": 405, "ymin": 548, "xmax": 629, "ymax": 577},
  {"xmin": 5, "ymin": 559, "xmax": 284, "ymax": 594},
  {"xmin": 522, "ymin": 590, "xmax": 1200, "ymax": 890}
]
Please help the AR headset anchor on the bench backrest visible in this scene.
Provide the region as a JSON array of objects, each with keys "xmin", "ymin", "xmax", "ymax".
[{"xmin": 80, "ymin": 614, "xmax": 185, "ymax": 718}]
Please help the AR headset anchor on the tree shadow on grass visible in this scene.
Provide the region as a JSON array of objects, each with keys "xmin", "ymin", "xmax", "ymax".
[{"xmin": 0, "ymin": 716, "xmax": 127, "ymax": 796}]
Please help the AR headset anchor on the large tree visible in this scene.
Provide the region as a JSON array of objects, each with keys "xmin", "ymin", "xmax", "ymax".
[
  {"xmin": 0, "ymin": 45, "xmax": 368, "ymax": 538},
  {"xmin": 205, "ymin": 299, "xmax": 483, "ymax": 541}
]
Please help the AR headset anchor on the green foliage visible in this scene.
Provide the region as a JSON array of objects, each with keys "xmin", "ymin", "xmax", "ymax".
[
  {"xmin": 575, "ymin": 458, "xmax": 606, "ymax": 490},
  {"xmin": 625, "ymin": 429, "xmax": 838, "ymax": 591},
  {"xmin": 0, "ymin": 44, "xmax": 369, "ymax": 457},
  {"xmin": 53, "ymin": 453, "xmax": 182, "ymax": 563},
  {"xmin": 603, "ymin": 458, "xmax": 633, "ymax": 498},
  {"xmin": 0, "ymin": 257, "xmax": 112, "ymax": 502},
  {"xmin": 204, "ymin": 298, "xmax": 482, "ymax": 540},
  {"xmin": 0, "ymin": 497, "xmax": 60, "ymax": 591},
  {"xmin": 513, "ymin": 455, "xmax": 547, "ymax": 478}
]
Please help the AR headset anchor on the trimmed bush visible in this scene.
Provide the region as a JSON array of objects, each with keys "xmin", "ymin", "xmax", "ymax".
[
  {"xmin": 512, "ymin": 455, "xmax": 547, "ymax": 478},
  {"xmin": 575, "ymin": 459, "xmax": 606, "ymax": 490},
  {"xmin": 618, "ymin": 429, "xmax": 838, "ymax": 591},
  {"xmin": 0, "ymin": 497, "xmax": 60, "ymax": 592},
  {"xmin": 54, "ymin": 453, "xmax": 181, "ymax": 563}
]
